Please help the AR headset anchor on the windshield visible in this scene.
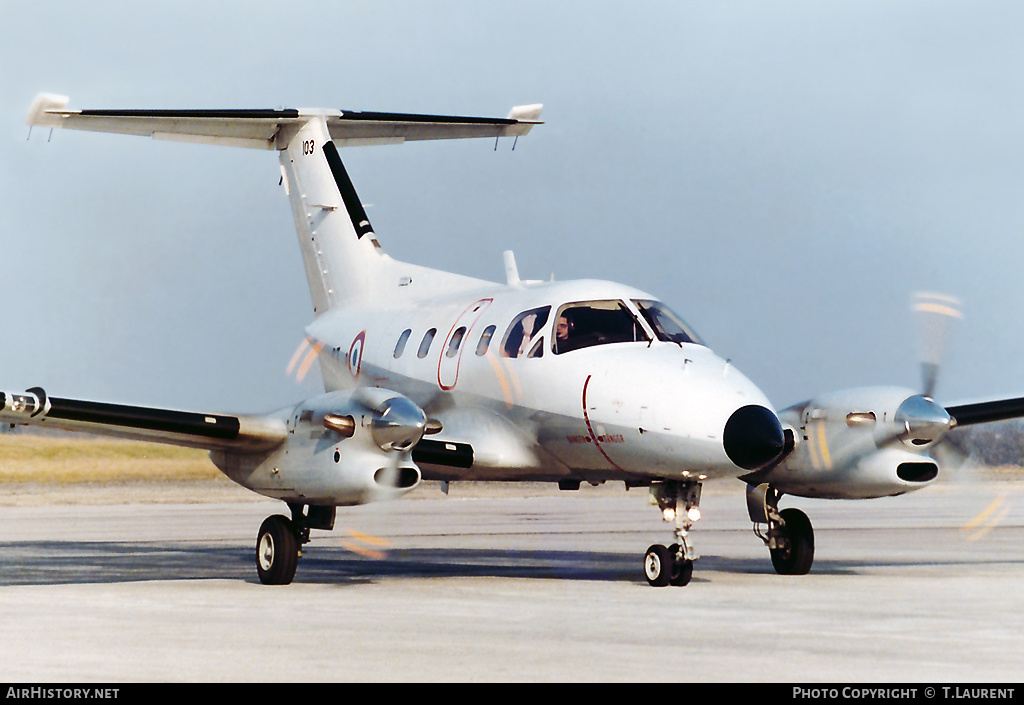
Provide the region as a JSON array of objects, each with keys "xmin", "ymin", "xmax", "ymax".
[
  {"xmin": 632, "ymin": 299, "xmax": 703, "ymax": 345},
  {"xmin": 553, "ymin": 300, "xmax": 649, "ymax": 354}
]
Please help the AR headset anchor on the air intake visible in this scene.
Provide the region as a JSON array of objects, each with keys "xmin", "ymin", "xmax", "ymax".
[{"xmin": 896, "ymin": 462, "xmax": 938, "ymax": 483}]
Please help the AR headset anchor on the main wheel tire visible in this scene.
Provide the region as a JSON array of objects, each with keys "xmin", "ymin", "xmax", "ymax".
[
  {"xmin": 256, "ymin": 515, "xmax": 300, "ymax": 585},
  {"xmin": 643, "ymin": 544, "xmax": 671, "ymax": 587},
  {"xmin": 770, "ymin": 507, "xmax": 814, "ymax": 576}
]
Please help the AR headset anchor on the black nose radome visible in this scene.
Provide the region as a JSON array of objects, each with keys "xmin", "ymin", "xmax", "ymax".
[{"xmin": 723, "ymin": 405, "xmax": 786, "ymax": 470}]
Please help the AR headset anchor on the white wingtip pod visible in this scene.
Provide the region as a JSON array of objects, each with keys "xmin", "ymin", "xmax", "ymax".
[
  {"xmin": 507, "ymin": 104, "xmax": 544, "ymax": 132},
  {"xmin": 26, "ymin": 93, "xmax": 70, "ymax": 129},
  {"xmin": 0, "ymin": 388, "xmax": 50, "ymax": 421}
]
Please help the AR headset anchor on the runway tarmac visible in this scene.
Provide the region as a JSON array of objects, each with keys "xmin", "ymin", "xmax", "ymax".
[{"xmin": 1, "ymin": 480, "xmax": 1022, "ymax": 682}]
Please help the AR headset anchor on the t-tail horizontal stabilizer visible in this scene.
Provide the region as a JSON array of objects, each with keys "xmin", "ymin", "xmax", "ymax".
[
  {"xmin": 26, "ymin": 94, "xmax": 543, "ymax": 150},
  {"xmin": 26, "ymin": 94, "xmax": 543, "ymax": 311}
]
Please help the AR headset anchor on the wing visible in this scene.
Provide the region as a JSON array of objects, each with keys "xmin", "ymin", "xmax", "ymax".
[
  {"xmin": 947, "ymin": 396, "xmax": 1024, "ymax": 427},
  {"xmin": 27, "ymin": 94, "xmax": 543, "ymax": 150},
  {"xmin": 0, "ymin": 388, "xmax": 285, "ymax": 452}
]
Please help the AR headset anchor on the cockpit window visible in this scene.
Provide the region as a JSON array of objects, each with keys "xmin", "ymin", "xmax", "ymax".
[
  {"xmin": 501, "ymin": 306, "xmax": 551, "ymax": 358},
  {"xmin": 553, "ymin": 300, "xmax": 649, "ymax": 354},
  {"xmin": 632, "ymin": 300, "xmax": 702, "ymax": 345},
  {"xmin": 527, "ymin": 336, "xmax": 545, "ymax": 358}
]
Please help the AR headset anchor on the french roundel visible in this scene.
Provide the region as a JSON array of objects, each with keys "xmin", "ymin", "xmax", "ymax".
[{"xmin": 348, "ymin": 331, "xmax": 366, "ymax": 377}]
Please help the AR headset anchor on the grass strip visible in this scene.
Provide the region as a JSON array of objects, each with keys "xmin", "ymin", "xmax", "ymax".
[{"xmin": 0, "ymin": 434, "xmax": 219, "ymax": 484}]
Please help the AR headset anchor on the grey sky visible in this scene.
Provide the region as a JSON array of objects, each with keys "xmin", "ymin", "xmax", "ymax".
[{"xmin": 3, "ymin": 1, "xmax": 1024, "ymax": 414}]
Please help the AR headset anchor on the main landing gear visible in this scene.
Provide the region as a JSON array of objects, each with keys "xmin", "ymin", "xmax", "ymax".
[
  {"xmin": 255, "ymin": 503, "xmax": 336, "ymax": 585},
  {"xmin": 747, "ymin": 483, "xmax": 815, "ymax": 575},
  {"xmin": 644, "ymin": 481, "xmax": 701, "ymax": 587}
]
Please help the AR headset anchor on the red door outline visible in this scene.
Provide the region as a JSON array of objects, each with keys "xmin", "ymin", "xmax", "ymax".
[{"xmin": 437, "ymin": 298, "xmax": 492, "ymax": 390}]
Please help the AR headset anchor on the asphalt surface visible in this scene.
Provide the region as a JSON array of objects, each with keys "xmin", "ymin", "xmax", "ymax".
[{"xmin": 1, "ymin": 480, "xmax": 1022, "ymax": 682}]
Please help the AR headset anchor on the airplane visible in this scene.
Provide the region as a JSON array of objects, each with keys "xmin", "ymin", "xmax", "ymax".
[{"xmin": 6, "ymin": 93, "xmax": 1024, "ymax": 587}]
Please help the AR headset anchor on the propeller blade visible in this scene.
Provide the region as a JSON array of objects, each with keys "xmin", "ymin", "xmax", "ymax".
[
  {"xmin": 930, "ymin": 429, "xmax": 973, "ymax": 475},
  {"xmin": 285, "ymin": 335, "xmax": 325, "ymax": 383},
  {"xmin": 912, "ymin": 292, "xmax": 962, "ymax": 398}
]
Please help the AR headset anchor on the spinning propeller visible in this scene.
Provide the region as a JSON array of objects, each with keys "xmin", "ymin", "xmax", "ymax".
[
  {"xmin": 905, "ymin": 293, "xmax": 968, "ymax": 466},
  {"xmin": 285, "ymin": 337, "xmax": 432, "ymax": 558},
  {"xmin": 910, "ymin": 294, "xmax": 1017, "ymax": 536},
  {"xmin": 350, "ymin": 391, "xmax": 429, "ymax": 559}
]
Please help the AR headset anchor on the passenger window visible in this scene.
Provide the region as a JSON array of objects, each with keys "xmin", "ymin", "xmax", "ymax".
[
  {"xmin": 501, "ymin": 306, "xmax": 551, "ymax": 358},
  {"xmin": 553, "ymin": 300, "xmax": 649, "ymax": 354},
  {"xmin": 446, "ymin": 327, "xmax": 467, "ymax": 358},
  {"xmin": 476, "ymin": 325, "xmax": 496, "ymax": 356},
  {"xmin": 394, "ymin": 329, "xmax": 412, "ymax": 358},
  {"xmin": 417, "ymin": 328, "xmax": 437, "ymax": 358}
]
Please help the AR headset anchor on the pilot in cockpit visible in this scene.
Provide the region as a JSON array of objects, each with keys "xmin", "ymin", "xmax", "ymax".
[{"xmin": 555, "ymin": 313, "xmax": 573, "ymax": 345}]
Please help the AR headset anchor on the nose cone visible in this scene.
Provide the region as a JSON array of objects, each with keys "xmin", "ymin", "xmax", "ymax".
[{"xmin": 723, "ymin": 404, "xmax": 786, "ymax": 470}]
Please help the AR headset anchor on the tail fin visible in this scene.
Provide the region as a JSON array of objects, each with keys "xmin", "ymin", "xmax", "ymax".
[
  {"xmin": 278, "ymin": 116, "xmax": 385, "ymax": 311},
  {"xmin": 28, "ymin": 95, "xmax": 543, "ymax": 312}
]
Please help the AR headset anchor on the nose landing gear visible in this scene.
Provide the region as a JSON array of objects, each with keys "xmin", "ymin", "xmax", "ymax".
[{"xmin": 644, "ymin": 481, "xmax": 701, "ymax": 587}]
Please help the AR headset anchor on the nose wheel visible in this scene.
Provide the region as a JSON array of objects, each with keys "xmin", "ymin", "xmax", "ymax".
[
  {"xmin": 644, "ymin": 543, "xmax": 694, "ymax": 586},
  {"xmin": 644, "ymin": 481, "xmax": 701, "ymax": 587}
]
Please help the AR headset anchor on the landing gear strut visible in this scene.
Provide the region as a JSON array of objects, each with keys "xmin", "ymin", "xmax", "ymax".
[
  {"xmin": 747, "ymin": 483, "xmax": 814, "ymax": 575},
  {"xmin": 255, "ymin": 503, "xmax": 336, "ymax": 585},
  {"xmin": 644, "ymin": 481, "xmax": 701, "ymax": 587}
]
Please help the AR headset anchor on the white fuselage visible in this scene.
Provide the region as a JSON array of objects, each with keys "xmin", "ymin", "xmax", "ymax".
[{"xmin": 305, "ymin": 276, "xmax": 776, "ymax": 485}]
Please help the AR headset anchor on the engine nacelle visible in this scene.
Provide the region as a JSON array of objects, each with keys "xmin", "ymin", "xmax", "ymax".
[
  {"xmin": 212, "ymin": 388, "xmax": 427, "ymax": 506},
  {"xmin": 759, "ymin": 386, "xmax": 945, "ymax": 499}
]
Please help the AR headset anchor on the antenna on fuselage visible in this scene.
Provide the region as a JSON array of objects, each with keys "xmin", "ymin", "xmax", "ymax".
[{"xmin": 503, "ymin": 250, "xmax": 522, "ymax": 288}]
